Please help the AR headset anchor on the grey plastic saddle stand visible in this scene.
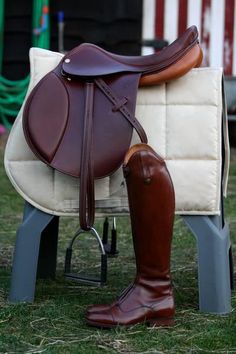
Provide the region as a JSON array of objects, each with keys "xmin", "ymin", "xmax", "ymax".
[
  {"xmin": 9, "ymin": 201, "xmax": 59, "ymax": 303},
  {"xmin": 182, "ymin": 214, "xmax": 232, "ymax": 314},
  {"xmin": 9, "ymin": 204, "xmax": 232, "ymax": 313}
]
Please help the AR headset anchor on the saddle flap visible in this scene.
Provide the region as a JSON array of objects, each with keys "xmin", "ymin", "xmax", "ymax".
[
  {"xmin": 22, "ymin": 68, "xmax": 137, "ymax": 179},
  {"xmin": 23, "ymin": 72, "xmax": 69, "ymax": 163}
]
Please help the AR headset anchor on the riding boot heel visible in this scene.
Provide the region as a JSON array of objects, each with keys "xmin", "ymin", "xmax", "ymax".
[{"xmin": 147, "ymin": 317, "xmax": 175, "ymax": 327}]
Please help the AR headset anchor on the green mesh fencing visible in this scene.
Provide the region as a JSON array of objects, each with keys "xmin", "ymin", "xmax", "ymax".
[{"xmin": 0, "ymin": 0, "xmax": 50, "ymax": 129}]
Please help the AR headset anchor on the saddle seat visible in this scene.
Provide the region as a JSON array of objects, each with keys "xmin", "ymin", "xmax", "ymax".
[{"xmin": 62, "ymin": 26, "xmax": 203, "ymax": 85}]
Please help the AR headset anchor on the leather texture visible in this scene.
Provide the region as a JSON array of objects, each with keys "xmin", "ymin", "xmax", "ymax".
[
  {"xmin": 22, "ymin": 26, "xmax": 202, "ymax": 230},
  {"xmin": 86, "ymin": 144, "xmax": 175, "ymax": 328}
]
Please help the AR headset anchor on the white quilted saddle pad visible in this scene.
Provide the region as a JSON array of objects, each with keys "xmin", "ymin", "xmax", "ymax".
[{"xmin": 4, "ymin": 48, "xmax": 230, "ymax": 216}]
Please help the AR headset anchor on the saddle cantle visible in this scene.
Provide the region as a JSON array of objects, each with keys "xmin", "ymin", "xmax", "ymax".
[{"xmin": 23, "ymin": 25, "xmax": 203, "ymax": 230}]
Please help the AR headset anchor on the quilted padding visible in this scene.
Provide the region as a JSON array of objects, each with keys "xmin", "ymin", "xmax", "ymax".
[{"xmin": 4, "ymin": 47, "xmax": 229, "ymax": 216}]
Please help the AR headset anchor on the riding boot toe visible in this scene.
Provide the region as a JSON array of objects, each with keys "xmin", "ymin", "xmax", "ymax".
[
  {"xmin": 86, "ymin": 303, "xmax": 111, "ymax": 315},
  {"xmin": 85, "ymin": 308, "xmax": 116, "ymax": 328}
]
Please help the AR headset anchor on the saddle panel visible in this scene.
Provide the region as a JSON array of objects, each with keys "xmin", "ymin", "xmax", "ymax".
[
  {"xmin": 61, "ymin": 26, "xmax": 200, "ymax": 79},
  {"xmin": 23, "ymin": 72, "xmax": 69, "ymax": 164}
]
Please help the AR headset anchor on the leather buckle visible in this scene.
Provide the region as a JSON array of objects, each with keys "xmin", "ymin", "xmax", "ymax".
[{"xmin": 64, "ymin": 227, "xmax": 107, "ymax": 286}]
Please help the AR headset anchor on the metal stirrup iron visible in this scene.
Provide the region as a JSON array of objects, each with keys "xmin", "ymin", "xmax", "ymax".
[{"xmin": 64, "ymin": 227, "xmax": 107, "ymax": 286}]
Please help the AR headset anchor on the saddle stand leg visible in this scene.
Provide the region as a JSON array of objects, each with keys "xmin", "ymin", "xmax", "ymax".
[
  {"xmin": 182, "ymin": 214, "xmax": 231, "ymax": 314},
  {"xmin": 9, "ymin": 201, "xmax": 58, "ymax": 303},
  {"xmin": 102, "ymin": 217, "xmax": 119, "ymax": 257},
  {"xmin": 102, "ymin": 217, "xmax": 109, "ymax": 245},
  {"xmin": 37, "ymin": 213, "xmax": 59, "ymax": 279}
]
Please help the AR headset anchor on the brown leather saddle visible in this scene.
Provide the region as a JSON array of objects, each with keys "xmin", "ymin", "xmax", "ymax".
[{"xmin": 23, "ymin": 26, "xmax": 203, "ymax": 232}]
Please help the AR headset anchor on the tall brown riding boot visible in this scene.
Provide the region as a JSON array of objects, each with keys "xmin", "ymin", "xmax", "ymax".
[{"xmin": 86, "ymin": 143, "xmax": 175, "ymax": 328}]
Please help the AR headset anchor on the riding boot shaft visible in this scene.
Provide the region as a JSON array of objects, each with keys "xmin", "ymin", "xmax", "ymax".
[{"xmin": 86, "ymin": 143, "xmax": 175, "ymax": 327}]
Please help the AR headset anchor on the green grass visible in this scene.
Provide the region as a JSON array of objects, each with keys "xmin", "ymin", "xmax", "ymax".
[{"xmin": 0, "ymin": 137, "xmax": 235, "ymax": 354}]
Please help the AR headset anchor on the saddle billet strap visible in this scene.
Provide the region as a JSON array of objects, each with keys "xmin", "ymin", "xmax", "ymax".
[
  {"xmin": 95, "ymin": 78, "xmax": 148, "ymax": 144},
  {"xmin": 79, "ymin": 82, "xmax": 95, "ymax": 230}
]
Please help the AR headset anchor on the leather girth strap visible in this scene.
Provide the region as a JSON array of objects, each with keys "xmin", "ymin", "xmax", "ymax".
[{"xmin": 80, "ymin": 78, "xmax": 148, "ymax": 231}]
